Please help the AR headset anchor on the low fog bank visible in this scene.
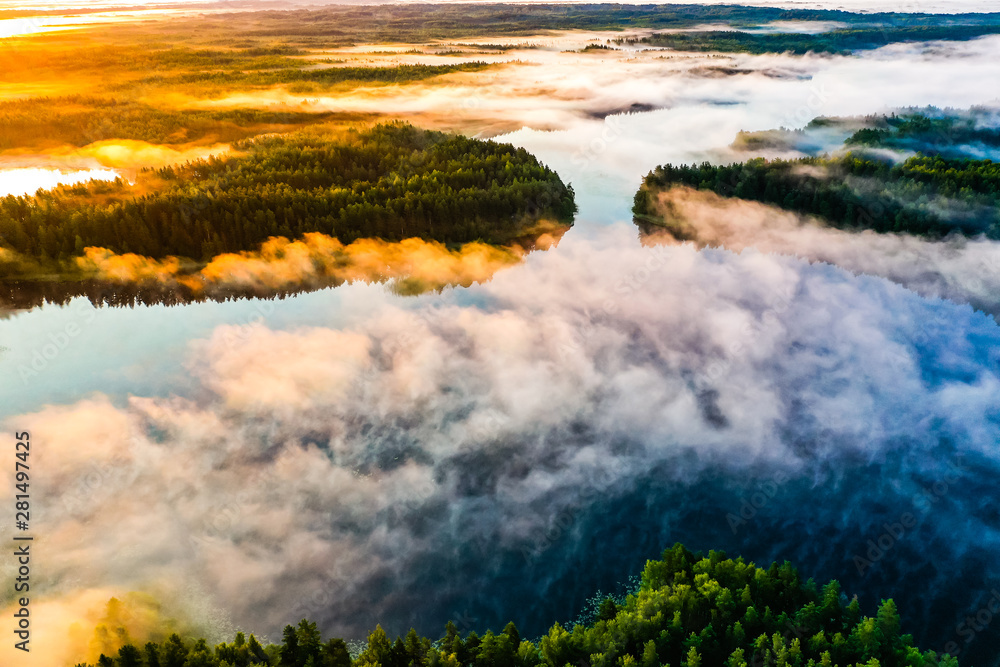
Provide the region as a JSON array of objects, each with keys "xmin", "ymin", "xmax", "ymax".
[
  {"xmin": 3, "ymin": 228, "xmax": 999, "ymax": 664},
  {"xmin": 490, "ymin": 34, "xmax": 1000, "ymax": 233},
  {"xmin": 643, "ymin": 186, "xmax": 1000, "ymax": 320},
  {"xmin": 729, "ymin": 105, "xmax": 1000, "ymax": 162},
  {"xmin": 0, "ymin": 167, "xmax": 121, "ymax": 197}
]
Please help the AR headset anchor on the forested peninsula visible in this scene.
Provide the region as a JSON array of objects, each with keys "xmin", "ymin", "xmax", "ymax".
[
  {"xmin": 634, "ymin": 110, "xmax": 1000, "ymax": 240},
  {"xmin": 0, "ymin": 123, "xmax": 576, "ymax": 281},
  {"xmin": 634, "ymin": 154, "xmax": 1000, "ymax": 239}
]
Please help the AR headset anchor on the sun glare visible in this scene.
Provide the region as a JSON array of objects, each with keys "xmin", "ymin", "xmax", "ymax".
[{"xmin": 0, "ymin": 167, "xmax": 120, "ymax": 197}]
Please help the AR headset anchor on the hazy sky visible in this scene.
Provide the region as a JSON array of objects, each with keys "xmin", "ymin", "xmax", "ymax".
[{"xmin": 0, "ymin": 0, "xmax": 997, "ymax": 15}]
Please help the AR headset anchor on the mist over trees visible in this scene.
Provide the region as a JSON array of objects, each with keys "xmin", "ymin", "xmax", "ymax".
[
  {"xmin": 845, "ymin": 111, "xmax": 1000, "ymax": 158},
  {"xmin": 635, "ymin": 154, "xmax": 1000, "ymax": 239},
  {"xmin": 620, "ymin": 24, "xmax": 1000, "ymax": 55},
  {"xmin": 197, "ymin": 4, "xmax": 1000, "ymax": 43},
  {"xmin": 0, "ymin": 97, "xmax": 343, "ymax": 150},
  {"xmin": 73, "ymin": 545, "xmax": 956, "ymax": 667}
]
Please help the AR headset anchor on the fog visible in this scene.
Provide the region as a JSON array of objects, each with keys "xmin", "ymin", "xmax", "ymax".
[
  {"xmin": 643, "ymin": 186, "xmax": 1000, "ymax": 319},
  {"xmin": 5, "ymin": 227, "xmax": 1000, "ymax": 665}
]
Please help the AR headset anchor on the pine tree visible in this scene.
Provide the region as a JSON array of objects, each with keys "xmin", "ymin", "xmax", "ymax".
[
  {"xmin": 598, "ymin": 598, "xmax": 618, "ymax": 622},
  {"xmin": 875, "ymin": 600, "xmax": 900, "ymax": 646},
  {"xmin": 144, "ymin": 642, "xmax": 161, "ymax": 667},
  {"xmin": 641, "ymin": 640, "xmax": 658, "ymax": 667},
  {"xmin": 297, "ymin": 619, "xmax": 323, "ymax": 667},
  {"xmin": 359, "ymin": 625, "xmax": 393, "ymax": 666},
  {"xmin": 441, "ymin": 621, "xmax": 459, "ymax": 656},
  {"xmin": 117, "ymin": 644, "xmax": 142, "ymax": 667},
  {"xmin": 280, "ymin": 625, "xmax": 300, "ymax": 667},
  {"xmin": 502, "ymin": 622, "xmax": 520, "ymax": 648},
  {"xmin": 403, "ymin": 628, "xmax": 423, "ymax": 666},
  {"xmin": 163, "ymin": 634, "xmax": 189, "ymax": 667},
  {"xmin": 322, "ymin": 638, "xmax": 351, "ymax": 667}
]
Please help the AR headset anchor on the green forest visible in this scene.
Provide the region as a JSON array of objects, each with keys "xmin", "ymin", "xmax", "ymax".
[
  {"xmin": 620, "ymin": 24, "xmax": 1000, "ymax": 55},
  {"xmin": 634, "ymin": 153, "xmax": 1000, "ymax": 239},
  {"xmin": 0, "ymin": 60, "xmax": 491, "ymax": 147},
  {"xmin": 0, "ymin": 123, "xmax": 575, "ymax": 278},
  {"xmin": 113, "ymin": 62, "xmax": 495, "ymax": 98},
  {"xmin": 72, "ymin": 544, "xmax": 957, "ymax": 667},
  {"xmin": 0, "ymin": 97, "xmax": 347, "ymax": 150},
  {"xmin": 845, "ymin": 111, "xmax": 1000, "ymax": 157}
]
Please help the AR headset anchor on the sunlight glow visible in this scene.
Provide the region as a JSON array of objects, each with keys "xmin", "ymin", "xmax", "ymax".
[{"xmin": 0, "ymin": 167, "xmax": 121, "ymax": 197}]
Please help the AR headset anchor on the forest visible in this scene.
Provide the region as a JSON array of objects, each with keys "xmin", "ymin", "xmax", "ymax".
[
  {"xmin": 0, "ymin": 97, "xmax": 347, "ymax": 150},
  {"xmin": 157, "ymin": 62, "xmax": 489, "ymax": 87},
  {"xmin": 196, "ymin": 4, "xmax": 1000, "ymax": 42},
  {"xmin": 634, "ymin": 153, "xmax": 1000, "ymax": 239},
  {"xmin": 724, "ymin": 109, "xmax": 1000, "ymax": 160},
  {"xmin": 0, "ymin": 123, "xmax": 576, "ymax": 278},
  {"xmin": 71, "ymin": 544, "xmax": 957, "ymax": 667},
  {"xmin": 7, "ymin": 7, "xmax": 1000, "ymax": 156},
  {"xmin": 845, "ymin": 111, "xmax": 1000, "ymax": 157},
  {"xmin": 0, "ymin": 37, "xmax": 496, "ymax": 109},
  {"xmin": 621, "ymin": 24, "xmax": 1000, "ymax": 55}
]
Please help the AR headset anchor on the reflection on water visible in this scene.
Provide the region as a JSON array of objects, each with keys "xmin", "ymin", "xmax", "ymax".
[
  {"xmin": 0, "ymin": 167, "xmax": 120, "ymax": 196},
  {"xmin": 0, "ymin": 277, "xmax": 338, "ymax": 311},
  {"xmin": 0, "ymin": 230, "xmax": 565, "ymax": 311}
]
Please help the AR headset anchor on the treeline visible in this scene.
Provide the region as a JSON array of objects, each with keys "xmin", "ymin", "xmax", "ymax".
[
  {"xmin": 635, "ymin": 154, "xmax": 1000, "ymax": 238},
  {"xmin": 0, "ymin": 123, "xmax": 575, "ymax": 274},
  {"xmin": 846, "ymin": 111, "xmax": 1000, "ymax": 157},
  {"xmin": 0, "ymin": 44, "xmax": 303, "ymax": 81},
  {"xmin": 73, "ymin": 544, "xmax": 957, "ymax": 667},
  {"xmin": 0, "ymin": 277, "xmax": 341, "ymax": 312},
  {"xmin": 202, "ymin": 4, "xmax": 1000, "ymax": 43},
  {"xmin": 623, "ymin": 24, "xmax": 1000, "ymax": 54},
  {"xmin": 138, "ymin": 62, "xmax": 494, "ymax": 93},
  {"xmin": 0, "ymin": 97, "xmax": 343, "ymax": 149},
  {"xmin": 0, "ymin": 34, "xmax": 494, "ymax": 101},
  {"xmin": 726, "ymin": 109, "xmax": 1000, "ymax": 160}
]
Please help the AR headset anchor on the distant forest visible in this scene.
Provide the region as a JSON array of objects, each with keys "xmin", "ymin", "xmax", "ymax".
[
  {"xmin": 0, "ymin": 97, "xmax": 345, "ymax": 150},
  {"xmin": 0, "ymin": 123, "xmax": 576, "ymax": 276},
  {"xmin": 116, "ymin": 62, "xmax": 495, "ymax": 98},
  {"xmin": 635, "ymin": 154, "xmax": 1000, "ymax": 239},
  {"xmin": 622, "ymin": 24, "xmax": 1000, "ymax": 55},
  {"xmin": 846, "ymin": 111, "xmax": 1000, "ymax": 157},
  {"xmin": 199, "ymin": 4, "xmax": 1000, "ymax": 42},
  {"xmin": 72, "ymin": 544, "xmax": 957, "ymax": 667},
  {"xmin": 5, "ymin": 7, "xmax": 999, "ymax": 152}
]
